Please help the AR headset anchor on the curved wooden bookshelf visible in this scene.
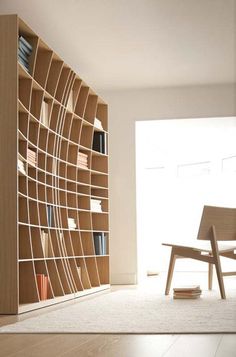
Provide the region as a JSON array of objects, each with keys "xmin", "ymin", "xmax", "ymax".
[{"xmin": 0, "ymin": 14, "xmax": 109, "ymax": 314}]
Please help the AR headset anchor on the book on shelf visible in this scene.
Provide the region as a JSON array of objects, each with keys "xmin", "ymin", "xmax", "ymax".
[
  {"xmin": 173, "ymin": 285, "xmax": 202, "ymax": 299},
  {"xmin": 77, "ymin": 266, "xmax": 81, "ymax": 280},
  {"xmin": 93, "ymin": 232, "xmax": 107, "ymax": 255},
  {"xmin": 92, "ymin": 132, "xmax": 106, "ymax": 154},
  {"xmin": 17, "ymin": 158, "xmax": 26, "ymax": 175},
  {"xmin": 77, "ymin": 152, "xmax": 88, "ymax": 169},
  {"xmin": 36, "ymin": 274, "xmax": 48, "ymax": 300},
  {"xmin": 18, "ymin": 36, "xmax": 32, "ymax": 72},
  {"xmin": 91, "ymin": 198, "xmax": 102, "ymax": 212},
  {"xmin": 41, "ymin": 100, "xmax": 49, "ymax": 126},
  {"xmin": 46, "ymin": 205, "xmax": 54, "ymax": 227},
  {"xmin": 94, "ymin": 117, "xmax": 103, "ymax": 130},
  {"xmin": 68, "ymin": 217, "xmax": 77, "ymax": 230},
  {"xmin": 27, "ymin": 148, "xmax": 37, "ymax": 167},
  {"xmin": 67, "ymin": 90, "xmax": 74, "ymax": 112},
  {"xmin": 59, "ymin": 231, "xmax": 66, "ymax": 256},
  {"xmin": 41, "ymin": 230, "xmax": 53, "ymax": 257}
]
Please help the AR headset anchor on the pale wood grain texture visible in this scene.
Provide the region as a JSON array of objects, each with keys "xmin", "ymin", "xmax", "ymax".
[{"xmin": 0, "ymin": 14, "xmax": 18, "ymax": 314}]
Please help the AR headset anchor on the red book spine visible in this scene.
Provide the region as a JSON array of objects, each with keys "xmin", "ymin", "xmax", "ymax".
[{"xmin": 36, "ymin": 274, "xmax": 44, "ymax": 300}]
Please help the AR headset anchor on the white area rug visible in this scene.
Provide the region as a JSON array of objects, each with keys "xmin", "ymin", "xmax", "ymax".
[{"xmin": 1, "ymin": 288, "xmax": 236, "ymax": 333}]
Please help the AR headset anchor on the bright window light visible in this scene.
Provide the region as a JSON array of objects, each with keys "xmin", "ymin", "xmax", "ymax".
[{"xmin": 136, "ymin": 117, "xmax": 236, "ymax": 279}]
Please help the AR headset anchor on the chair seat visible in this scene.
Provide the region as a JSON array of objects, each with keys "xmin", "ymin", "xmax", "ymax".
[{"xmin": 162, "ymin": 241, "xmax": 236, "ymax": 253}]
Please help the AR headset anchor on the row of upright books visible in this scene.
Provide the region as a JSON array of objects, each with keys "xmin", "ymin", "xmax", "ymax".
[
  {"xmin": 93, "ymin": 232, "xmax": 107, "ymax": 255},
  {"xmin": 46, "ymin": 205, "xmax": 54, "ymax": 227},
  {"xmin": 92, "ymin": 131, "xmax": 107, "ymax": 154},
  {"xmin": 173, "ymin": 285, "xmax": 202, "ymax": 299},
  {"xmin": 41, "ymin": 230, "xmax": 53, "ymax": 257},
  {"xmin": 18, "ymin": 35, "xmax": 32, "ymax": 73},
  {"xmin": 36, "ymin": 273, "xmax": 48, "ymax": 300}
]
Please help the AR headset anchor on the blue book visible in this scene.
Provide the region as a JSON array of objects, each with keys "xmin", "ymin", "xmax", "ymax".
[
  {"xmin": 18, "ymin": 47, "xmax": 29, "ymax": 62},
  {"xmin": 18, "ymin": 57, "xmax": 29, "ymax": 71},
  {"xmin": 19, "ymin": 36, "xmax": 33, "ymax": 54}
]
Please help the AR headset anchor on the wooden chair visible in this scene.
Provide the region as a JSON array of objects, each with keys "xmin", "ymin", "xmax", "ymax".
[{"xmin": 163, "ymin": 206, "xmax": 236, "ymax": 299}]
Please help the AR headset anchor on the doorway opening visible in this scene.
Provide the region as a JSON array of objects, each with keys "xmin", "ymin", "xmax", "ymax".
[{"xmin": 136, "ymin": 117, "xmax": 236, "ymax": 281}]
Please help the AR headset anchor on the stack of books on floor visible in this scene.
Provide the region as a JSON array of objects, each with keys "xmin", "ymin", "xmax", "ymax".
[
  {"xmin": 77, "ymin": 152, "xmax": 88, "ymax": 169},
  {"xmin": 93, "ymin": 232, "xmax": 107, "ymax": 255},
  {"xmin": 68, "ymin": 217, "xmax": 77, "ymax": 230},
  {"xmin": 41, "ymin": 100, "xmax": 49, "ymax": 126},
  {"xmin": 94, "ymin": 117, "xmax": 103, "ymax": 130},
  {"xmin": 92, "ymin": 131, "xmax": 106, "ymax": 154},
  {"xmin": 18, "ymin": 35, "xmax": 32, "ymax": 73},
  {"xmin": 91, "ymin": 198, "xmax": 102, "ymax": 212},
  {"xmin": 173, "ymin": 285, "xmax": 202, "ymax": 299},
  {"xmin": 36, "ymin": 274, "xmax": 49, "ymax": 300},
  {"xmin": 27, "ymin": 148, "xmax": 37, "ymax": 167},
  {"xmin": 18, "ymin": 158, "xmax": 26, "ymax": 175}
]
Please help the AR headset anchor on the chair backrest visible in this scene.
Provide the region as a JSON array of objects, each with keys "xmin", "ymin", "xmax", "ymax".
[{"xmin": 197, "ymin": 205, "xmax": 236, "ymax": 241}]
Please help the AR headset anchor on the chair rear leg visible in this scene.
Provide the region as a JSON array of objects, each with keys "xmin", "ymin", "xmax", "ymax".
[{"xmin": 165, "ymin": 248, "xmax": 177, "ymax": 295}]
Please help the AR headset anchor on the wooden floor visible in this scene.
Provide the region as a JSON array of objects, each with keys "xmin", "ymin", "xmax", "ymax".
[{"xmin": 0, "ymin": 273, "xmax": 235, "ymax": 357}]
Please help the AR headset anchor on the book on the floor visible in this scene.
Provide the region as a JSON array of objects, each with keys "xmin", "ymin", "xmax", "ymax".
[{"xmin": 173, "ymin": 285, "xmax": 202, "ymax": 299}]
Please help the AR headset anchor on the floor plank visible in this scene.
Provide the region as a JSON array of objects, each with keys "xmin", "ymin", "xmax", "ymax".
[
  {"xmin": 61, "ymin": 334, "xmax": 178, "ymax": 357},
  {"xmin": 4, "ymin": 334, "xmax": 99, "ymax": 357},
  {"xmin": 215, "ymin": 334, "xmax": 236, "ymax": 357},
  {"xmin": 163, "ymin": 334, "xmax": 223, "ymax": 357}
]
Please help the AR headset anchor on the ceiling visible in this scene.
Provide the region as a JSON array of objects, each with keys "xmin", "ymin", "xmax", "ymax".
[{"xmin": 0, "ymin": 0, "xmax": 235, "ymax": 91}]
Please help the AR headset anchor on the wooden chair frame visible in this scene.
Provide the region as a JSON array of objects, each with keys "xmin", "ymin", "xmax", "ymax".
[{"xmin": 163, "ymin": 206, "xmax": 236, "ymax": 299}]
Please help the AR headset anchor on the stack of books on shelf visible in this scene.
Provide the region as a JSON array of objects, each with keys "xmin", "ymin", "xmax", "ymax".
[
  {"xmin": 18, "ymin": 35, "xmax": 32, "ymax": 73},
  {"xmin": 40, "ymin": 100, "xmax": 49, "ymax": 126},
  {"xmin": 173, "ymin": 285, "xmax": 202, "ymax": 299},
  {"xmin": 68, "ymin": 217, "xmax": 77, "ymax": 230},
  {"xmin": 77, "ymin": 152, "xmax": 88, "ymax": 169},
  {"xmin": 91, "ymin": 198, "xmax": 102, "ymax": 212},
  {"xmin": 36, "ymin": 274, "xmax": 48, "ymax": 300},
  {"xmin": 94, "ymin": 117, "xmax": 103, "ymax": 130},
  {"xmin": 41, "ymin": 230, "xmax": 53, "ymax": 257},
  {"xmin": 46, "ymin": 205, "xmax": 54, "ymax": 227},
  {"xmin": 18, "ymin": 158, "xmax": 26, "ymax": 175},
  {"xmin": 27, "ymin": 148, "xmax": 37, "ymax": 167},
  {"xmin": 93, "ymin": 232, "xmax": 107, "ymax": 255},
  {"xmin": 92, "ymin": 131, "xmax": 106, "ymax": 154}
]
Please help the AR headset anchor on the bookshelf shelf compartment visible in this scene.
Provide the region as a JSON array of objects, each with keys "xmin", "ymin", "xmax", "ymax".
[{"xmin": 0, "ymin": 14, "xmax": 109, "ymax": 314}]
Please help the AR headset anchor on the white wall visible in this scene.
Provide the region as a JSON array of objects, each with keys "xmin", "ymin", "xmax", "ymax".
[{"xmin": 100, "ymin": 84, "xmax": 236, "ymax": 284}]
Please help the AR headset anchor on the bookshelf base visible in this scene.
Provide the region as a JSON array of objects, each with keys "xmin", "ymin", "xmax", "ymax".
[{"xmin": 18, "ymin": 284, "xmax": 110, "ymax": 314}]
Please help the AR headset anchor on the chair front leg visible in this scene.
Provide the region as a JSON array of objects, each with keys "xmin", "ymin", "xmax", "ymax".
[
  {"xmin": 210, "ymin": 226, "xmax": 226, "ymax": 299},
  {"xmin": 208, "ymin": 253, "xmax": 213, "ymax": 290},
  {"xmin": 165, "ymin": 248, "xmax": 177, "ymax": 295}
]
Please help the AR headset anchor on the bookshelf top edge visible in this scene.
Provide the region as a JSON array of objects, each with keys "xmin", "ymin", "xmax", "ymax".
[{"xmin": 1, "ymin": 14, "xmax": 107, "ymax": 106}]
